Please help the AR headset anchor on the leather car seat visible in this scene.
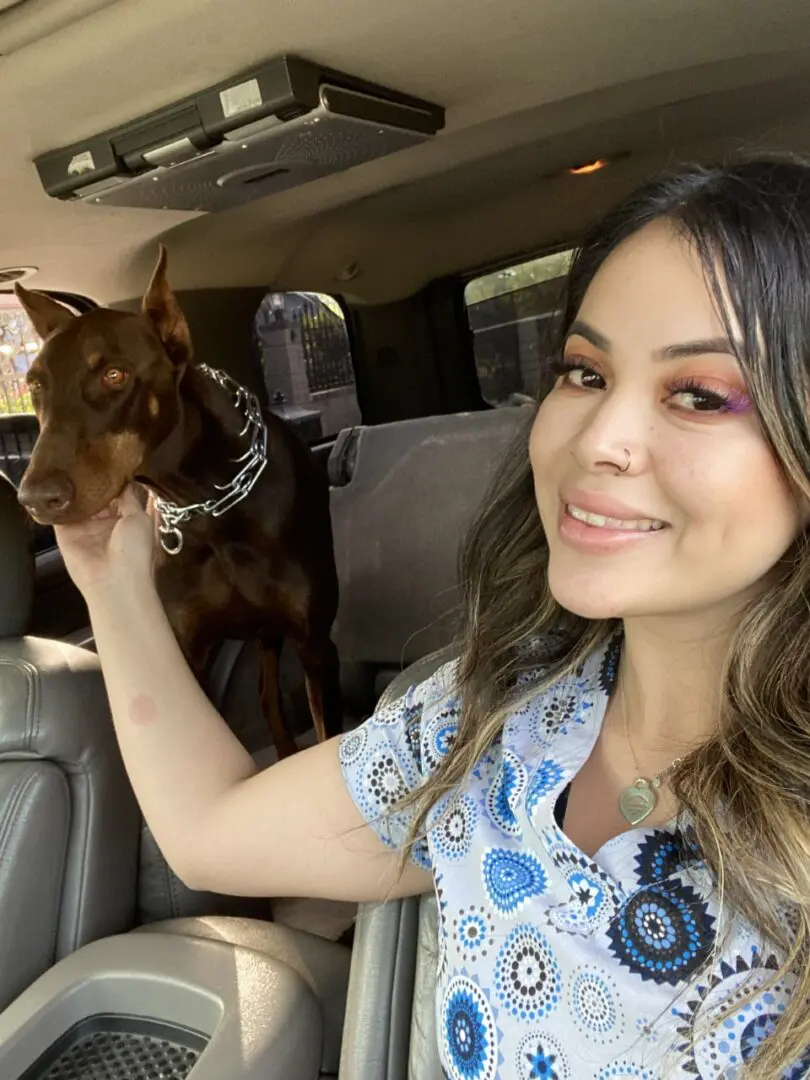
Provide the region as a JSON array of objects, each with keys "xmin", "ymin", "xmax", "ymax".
[{"xmin": 0, "ymin": 472, "xmax": 140, "ymax": 1010}]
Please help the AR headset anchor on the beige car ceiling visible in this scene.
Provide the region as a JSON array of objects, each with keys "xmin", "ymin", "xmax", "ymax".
[{"xmin": 1, "ymin": 0, "xmax": 810, "ymax": 305}]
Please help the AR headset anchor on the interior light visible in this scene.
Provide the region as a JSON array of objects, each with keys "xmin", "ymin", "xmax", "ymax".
[
  {"xmin": 0, "ymin": 345, "xmax": 13, "ymax": 355},
  {"xmin": 568, "ymin": 159, "xmax": 609, "ymax": 176}
]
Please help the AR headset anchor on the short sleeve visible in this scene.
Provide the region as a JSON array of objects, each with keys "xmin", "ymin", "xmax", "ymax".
[{"xmin": 339, "ymin": 660, "xmax": 459, "ymax": 869}]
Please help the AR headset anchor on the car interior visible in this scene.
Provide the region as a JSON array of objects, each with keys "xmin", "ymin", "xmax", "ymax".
[{"xmin": 1, "ymin": 1, "xmax": 810, "ymax": 1077}]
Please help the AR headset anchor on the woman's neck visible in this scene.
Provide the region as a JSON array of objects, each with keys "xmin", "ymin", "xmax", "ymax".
[{"xmin": 615, "ymin": 613, "xmax": 735, "ymax": 757}]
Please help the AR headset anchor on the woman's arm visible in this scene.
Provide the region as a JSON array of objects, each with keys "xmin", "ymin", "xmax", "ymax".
[{"xmin": 59, "ymin": 491, "xmax": 431, "ymax": 902}]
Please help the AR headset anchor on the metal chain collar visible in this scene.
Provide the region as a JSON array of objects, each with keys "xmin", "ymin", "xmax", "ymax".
[{"xmin": 152, "ymin": 363, "xmax": 268, "ymax": 555}]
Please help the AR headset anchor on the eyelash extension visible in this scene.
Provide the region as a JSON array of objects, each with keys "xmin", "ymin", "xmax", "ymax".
[
  {"xmin": 549, "ymin": 356, "xmax": 751, "ymax": 416},
  {"xmin": 548, "ymin": 356, "xmax": 592, "ymax": 377},
  {"xmin": 669, "ymin": 377, "xmax": 751, "ymax": 414}
]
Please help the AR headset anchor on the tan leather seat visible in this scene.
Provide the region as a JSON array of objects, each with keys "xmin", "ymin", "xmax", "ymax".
[
  {"xmin": 339, "ymin": 650, "xmax": 453, "ymax": 1080},
  {"xmin": 0, "ymin": 473, "xmax": 141, "ymax": 1010},
  {"xmin": 0, "ymin": 473, "xmax": 351, "ymax": 1077}
]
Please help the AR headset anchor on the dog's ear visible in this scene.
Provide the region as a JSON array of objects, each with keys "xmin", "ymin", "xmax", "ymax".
[
  {"xmin": 14, "ymin": 284, "xmax": 76, "ymax": 340},
  {"xmin": 142, "ymin": 244, "xmax": 193, "ymax": 366}
]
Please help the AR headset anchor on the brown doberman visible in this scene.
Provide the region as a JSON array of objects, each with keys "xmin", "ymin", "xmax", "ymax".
[{"xmin": 15, "ymin": 247, "xmax": 343, "ymax": 758}]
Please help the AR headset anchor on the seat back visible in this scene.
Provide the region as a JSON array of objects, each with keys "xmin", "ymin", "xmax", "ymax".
[
  {"xmin": 330, "ymin": 404, "xmax": 530, "ymax": 712},
  {"xmin": 0, "ymin": 473, "xmax": 141, "ymax": 1010},
  {"xmin": 338, "ymin": 648, "xmax": 453, "ymax": 1080},
  {"xmin": 338, "ymin": 895, "xmax": 443, "ymax": 1080}
]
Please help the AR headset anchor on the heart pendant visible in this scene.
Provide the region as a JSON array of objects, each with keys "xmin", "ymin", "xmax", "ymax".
[{"xmin": 619, "ymin": 779, "xmax": 657, "ymax": 826}]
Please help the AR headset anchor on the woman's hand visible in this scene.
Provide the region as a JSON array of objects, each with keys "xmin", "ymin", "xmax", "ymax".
[{"xmin": 53, "ymin": 485, "xmax": 156, "ymax": 599}]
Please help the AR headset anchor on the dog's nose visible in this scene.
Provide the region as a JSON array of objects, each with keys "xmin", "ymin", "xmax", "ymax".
[{"xmin": 18, "ymin": 473, "xmax": 75, "ymax": 517}]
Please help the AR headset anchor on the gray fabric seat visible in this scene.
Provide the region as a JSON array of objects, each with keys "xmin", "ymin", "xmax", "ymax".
[
  {"xmin": 330, "ymin": 406, "xmax": 531, "ymax": 687},
  {"xmin": 0, "ymin": 473, "xmax": 141, "ymax": 1011}
]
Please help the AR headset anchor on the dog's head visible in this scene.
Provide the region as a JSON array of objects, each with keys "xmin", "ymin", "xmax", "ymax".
[{"xmin": 16, "ymin": 246, "xmax": 192, "ymax": 524}]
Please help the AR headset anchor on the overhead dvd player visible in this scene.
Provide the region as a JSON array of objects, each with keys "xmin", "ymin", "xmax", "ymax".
[{"xmin": 34, "ymin": 55, "xmax": 445, "ymax": 212}]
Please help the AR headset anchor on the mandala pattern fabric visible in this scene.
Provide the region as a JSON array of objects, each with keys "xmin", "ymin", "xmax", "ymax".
[{"xmin": 339, "ymin": 642, "xmax": 803, "ymax": 1077}]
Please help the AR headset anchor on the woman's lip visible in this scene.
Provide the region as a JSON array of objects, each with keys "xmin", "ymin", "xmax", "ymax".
[
  {"xmin": 557, "ymin": 503, "xmax": 669, "ymax": 553},
  {"xmin": 561, "ymin": 488, "xmax": 667, "ymax": 523}
]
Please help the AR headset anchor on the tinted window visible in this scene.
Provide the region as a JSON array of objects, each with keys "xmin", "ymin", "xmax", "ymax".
[
  {"xmin": 0, "ymin": 298, "xmax": 49, "ymax": 548},
  {"xmin": 0, "ymin": 299, "xmax": 40, "ymax": 416},
  {"xmin": 254, "ymin": 291, "xmax": 360, "ymax": 444},
  {"xmin": 465, "ymin": 250, "xmax": 573, "ymax": 406}
]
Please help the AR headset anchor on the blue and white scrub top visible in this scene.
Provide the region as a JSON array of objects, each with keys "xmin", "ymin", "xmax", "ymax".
[{"xmin": 339, "ymin": 637, "xmax": 805, "ymax": 1079}]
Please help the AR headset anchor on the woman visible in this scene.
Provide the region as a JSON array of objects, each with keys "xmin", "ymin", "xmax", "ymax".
[{"xmin": 54, "ymin": 156, "xmax": 810, "ymax": 1078}]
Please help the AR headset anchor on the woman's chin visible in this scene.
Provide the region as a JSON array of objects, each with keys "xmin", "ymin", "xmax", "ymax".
[{"xmin": 547, "ymin": 570, "xmax": 632, "ymax": 622}]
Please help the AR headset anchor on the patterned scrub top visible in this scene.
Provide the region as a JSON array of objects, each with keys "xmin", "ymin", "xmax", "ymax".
[{"xmin": 339, "ymin": 639, "xmax": 808, "ymax": 1080}]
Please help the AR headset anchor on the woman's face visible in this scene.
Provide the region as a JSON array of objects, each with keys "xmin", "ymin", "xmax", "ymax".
[{"xmin": 530, "ymin": 218, "xmax": 805, "ymax": 623}]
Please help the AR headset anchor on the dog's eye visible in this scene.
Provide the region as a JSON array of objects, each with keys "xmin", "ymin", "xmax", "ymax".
[
  {"xmin": 102, "ymin": 367, "xmax": 128, "ymax": 388},
  {"xmin": 27, "ymin": 376, "xmax": 41, "ymax": 393}
]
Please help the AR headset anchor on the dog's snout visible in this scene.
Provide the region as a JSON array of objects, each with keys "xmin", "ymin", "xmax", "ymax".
[{"xmin": 18, "ymin": 472, "xmax": 75, "ymax": 518}]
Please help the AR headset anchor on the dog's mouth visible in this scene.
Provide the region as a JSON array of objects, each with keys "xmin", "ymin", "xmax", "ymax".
[
  {"xmin": 27, "ymin": 504, "xmax": 101, "ymax": 528},
  {"xmin": 26, "ymin": 507, "xmax": 49, "ymax": 526},
  {"xmin": 24, "ymin": 480, "xmax": 132, "ymax": 528}
]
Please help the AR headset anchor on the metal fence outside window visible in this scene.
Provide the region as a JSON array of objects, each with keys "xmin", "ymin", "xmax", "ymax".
[
  {"xmin": 0, "ymin": 371, "xmax": 33, "ymax": 415},
  {"xmin": 295, "ymin": 299, "xmax": 355, "ymax": 394}
]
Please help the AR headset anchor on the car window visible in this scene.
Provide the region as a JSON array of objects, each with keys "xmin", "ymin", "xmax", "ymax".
[
  {"xmin": 464, "ymin": 249, "xmax": 573, "ymax": 406},
  {"xmin": 0, "ymin": 298, "xmax": 40, "ymax": 491},
  {"xmin": 254, "ymin": 291, "xmax": 361, "ymax": 444},
  {"xmin": 0, "ymin": 299, "xmax": 39, "ymax": 417},
  {"xmin": 0, "ymin": 298, "xmax": 53, "ymax": 551}
]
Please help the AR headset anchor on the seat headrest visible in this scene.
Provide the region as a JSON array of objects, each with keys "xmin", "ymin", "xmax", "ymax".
[{"xmin": 0, "ymin": 473, "xmax": 34, "ymax": 637}]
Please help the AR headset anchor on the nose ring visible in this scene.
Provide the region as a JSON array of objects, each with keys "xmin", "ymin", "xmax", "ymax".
[{"xmin": 617, "ymin": 449, "xmax": 631, "ymax": 474}]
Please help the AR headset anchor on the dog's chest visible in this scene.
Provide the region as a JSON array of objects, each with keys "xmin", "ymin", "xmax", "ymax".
[{"xmin": 155, "ymin": 533, "xmax": 286, "ymax": 614}]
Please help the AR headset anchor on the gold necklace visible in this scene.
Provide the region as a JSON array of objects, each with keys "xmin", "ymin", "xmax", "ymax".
[{"xmin": 617, "ymin": 679, "xmax": 683, "ymax": 827}]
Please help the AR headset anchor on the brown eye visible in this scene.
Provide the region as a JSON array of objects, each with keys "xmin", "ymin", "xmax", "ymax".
[
  {"xmin": 102, "ymin": 367, "xmax": 128, "ymax": 388},
  {"xmin": 27, "ymin": 376, "xmax": 41, "ymax": 393}
]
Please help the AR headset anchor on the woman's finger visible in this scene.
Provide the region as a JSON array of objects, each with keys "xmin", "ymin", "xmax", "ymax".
[
  {"xmin": 116, "ymin": 485, "xmax": 145, "ymax": 516},
  {"xmin": 89, "ymin": 503, "xmax": 120, "ymax": 522}
]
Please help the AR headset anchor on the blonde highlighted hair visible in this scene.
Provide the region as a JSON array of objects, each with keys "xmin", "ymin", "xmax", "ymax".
[{"xmin": 399, "ymin": 156, "xmax": 810, "ymax": 1077}]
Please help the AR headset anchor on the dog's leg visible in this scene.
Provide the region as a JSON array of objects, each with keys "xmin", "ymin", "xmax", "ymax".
[
  {"xmin": 258, "ymin": 639, "xmax": 299, "ymax": 760},
  {"xmin": 296, "ymin": 635, "xmax": 344, "ymax": 744}
]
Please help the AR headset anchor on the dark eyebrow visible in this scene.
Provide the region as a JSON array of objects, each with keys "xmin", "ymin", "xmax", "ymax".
[
  {"xmin": 566, "ymin": 320, "xmax": 737, "ymax": 361},
  {"xmin": 655, "ymin": 337, "xmax": 737, "ymax": 360},
  {"xmin": 566, "ymin": 320, "xmax": 612, "ymax": 353}
]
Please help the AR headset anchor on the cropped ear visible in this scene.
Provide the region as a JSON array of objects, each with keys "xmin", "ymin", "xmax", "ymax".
[
  {"xmin": 142, "ymin": 244, "xmax": 193, "ymax": 366},
  {"xmin": 14, "ymin": 284, "xmax": 76, "ymax": 340}
]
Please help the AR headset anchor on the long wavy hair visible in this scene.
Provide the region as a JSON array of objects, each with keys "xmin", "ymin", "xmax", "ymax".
[{"xmin": 400, "ymin": 155, "xmax": 810, "ymax": 1077}]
